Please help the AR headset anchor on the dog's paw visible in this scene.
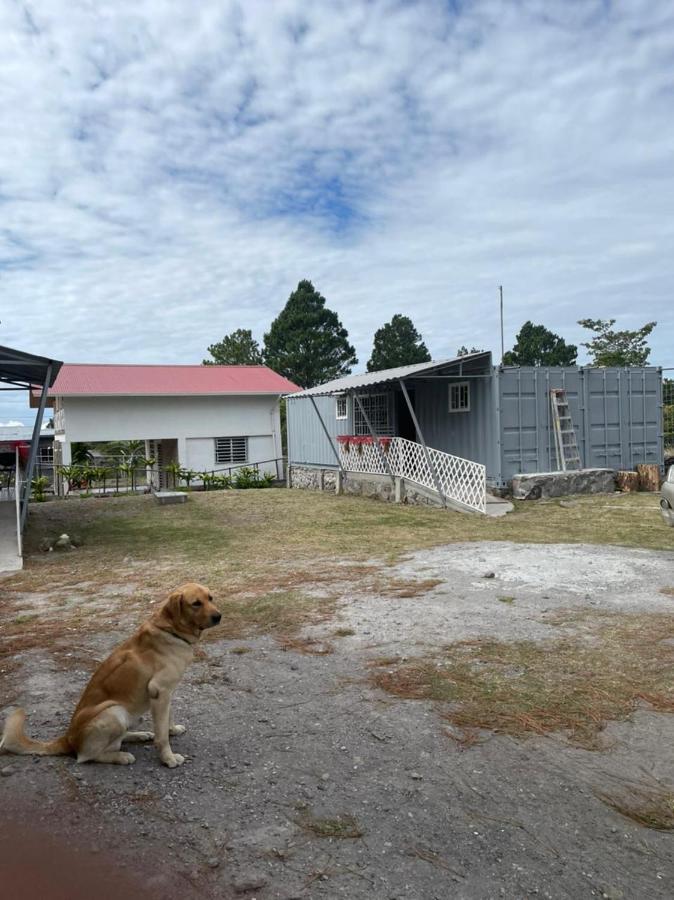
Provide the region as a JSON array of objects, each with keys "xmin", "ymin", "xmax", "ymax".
[
  {"xmin": 162, "ymin": 752, "xmax": 185, "ymax": 768},
  {"xmin": 169, "ymin": 724, "xmax": 186, "ymax": 736},
  {"xmin": 119, "ymin": 752, "xmax": 136, "ymax": 765},
  {"xmin": 135, "ymin": 731, "xmax": 155, "ymax": 742}
]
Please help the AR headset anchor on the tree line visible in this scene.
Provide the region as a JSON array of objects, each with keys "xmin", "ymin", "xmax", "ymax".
[{"xmin": 204, "ymin": 279, "xmax": 657, "ymax": 388}]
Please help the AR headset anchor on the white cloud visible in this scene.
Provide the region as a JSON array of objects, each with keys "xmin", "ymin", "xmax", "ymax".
[{"xmin": 1, "ymin": 0, "xmax": 673, "ymax": 420}]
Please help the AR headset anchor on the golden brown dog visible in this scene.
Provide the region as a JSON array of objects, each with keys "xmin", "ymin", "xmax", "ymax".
[{"xmin": 0, "ymin": 583, "xmax": 221, "ymax": 768}]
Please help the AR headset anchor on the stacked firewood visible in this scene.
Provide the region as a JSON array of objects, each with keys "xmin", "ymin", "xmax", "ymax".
[{"xmin": 616, "ymin": 464, "xmax": 660, "ymax": 492}]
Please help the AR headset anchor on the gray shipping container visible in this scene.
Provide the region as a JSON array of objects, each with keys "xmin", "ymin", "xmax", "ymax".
[{"xmin": 287, "ymin": 359, "xmax": 663, "ymax": 488}]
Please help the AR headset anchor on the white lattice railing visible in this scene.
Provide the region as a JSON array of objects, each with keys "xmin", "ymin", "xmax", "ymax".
[{"xmin": 337, "ymin": 436, "xmax": 486, "ymax": 514}]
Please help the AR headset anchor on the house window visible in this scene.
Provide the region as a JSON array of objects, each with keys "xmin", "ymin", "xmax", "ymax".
[
  {"xmin": 354, "ymin": 394, "xmax": 392, "ymax": 435},
  {"xmin": 215, "ymin": 436, "xmax": 247, "ymax": 465},
  {"xmin": 336, "ymin": 395, "xmax": 348, "ymax": 420},
  {"xmin": 449, "ymin": 382, "xmax": 470, "ymax": 413}
]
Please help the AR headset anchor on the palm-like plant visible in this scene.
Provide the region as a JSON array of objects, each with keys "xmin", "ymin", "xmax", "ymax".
[
  {"xmin": 31, "ymin": 475, "xmax": 50, "ymax": 502},
  {"xmin": 60, "ymin": 464, "xmax": 85, "ymax": 492},
  {"xmin": 71, "ymin": 443, "xmax": 94, "ymax": 465},
  {"xmin": 165, "ymin": 461, "xmax": 182, "ymax": 490},
  {"xmin": 117, "ymin": 461, "xmax": 136, "ymax": 493},
  {"xmin": 179, "ymin": 468, "xmax": 197, "ymax": 490}
]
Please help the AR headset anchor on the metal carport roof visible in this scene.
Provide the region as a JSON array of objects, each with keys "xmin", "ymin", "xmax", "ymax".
[
  {"xmin": 0, "ymin": 344, "xmax": 62, "ymax": 389},
  {"xmin": 286, "ymin": 352, "xmax": 492, "ymax": 398}
]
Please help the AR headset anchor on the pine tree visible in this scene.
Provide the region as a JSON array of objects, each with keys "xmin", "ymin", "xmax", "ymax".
[
  {"xmin": 203, "ymin": 329, "xmax": 263, "ymax": 365},
  {"xmin": 263, "ymin": 280, "xmax": 357, "ymax": 388},
  {"xmin": 503, "ymin": 321, "xmax": 577, "ymax": 366},
  {"xmin": 366, "ymin": 315, "xmax": 431, "ymax": 372}
]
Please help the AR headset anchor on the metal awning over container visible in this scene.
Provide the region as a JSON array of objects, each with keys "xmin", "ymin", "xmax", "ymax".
[
  {"xmin": 0, "ymin": 346, "xmax": 62, "ymax": 571},
  {"xmin": 286, "ymin": 352, "xmax": 492, "ymax": 398},
  {"xmin": 286, "ymin": 353, "xmax": 493, "ymax": 513}
]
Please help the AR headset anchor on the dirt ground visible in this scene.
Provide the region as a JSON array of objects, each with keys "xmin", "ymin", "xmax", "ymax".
[{"xmin": 1, "ymin": 530, "xmax": 673, "ymax": 898}]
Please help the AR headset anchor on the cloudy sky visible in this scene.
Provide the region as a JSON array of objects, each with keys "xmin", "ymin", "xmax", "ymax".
[{"xmin": 1, "ymin": 0, "xmax": 673, "ymax": 424}]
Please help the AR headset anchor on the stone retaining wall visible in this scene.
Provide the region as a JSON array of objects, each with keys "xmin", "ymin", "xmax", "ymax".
[
  {"xmin": 288, "ymin": 465, "xmax": 338, "ymax": 493},
  {"xmin": 511, "ymin": 468, "xmax": 616, "ymax": 500},
  {"xmin": 287, "ymin": 464, "xmax": 443, "ymax": 507}
]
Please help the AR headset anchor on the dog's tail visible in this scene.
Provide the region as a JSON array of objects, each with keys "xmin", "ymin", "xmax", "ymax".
[{"xmin": 0, "ymin": 708, "xmax": 71, "ymax": 756}]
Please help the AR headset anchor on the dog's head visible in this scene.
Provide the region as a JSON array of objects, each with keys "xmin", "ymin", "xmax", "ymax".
[{"xmin": 162, "ymin": 583, "xmax": 221, "ymax": 639}]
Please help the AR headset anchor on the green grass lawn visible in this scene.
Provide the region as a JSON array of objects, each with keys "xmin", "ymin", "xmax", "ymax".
[{"xmin": 15, "ymin": 488, "xmax": 672, "ymax": 598}]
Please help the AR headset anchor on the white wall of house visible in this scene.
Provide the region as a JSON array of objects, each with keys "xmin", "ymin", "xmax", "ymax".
[
  {"xmin": 54, "ymin": 394, "xmax": 283, "ymax": 476},
  {"xmin": 184, "ymin": 435, "xmax": 276, "ymax": 472}
]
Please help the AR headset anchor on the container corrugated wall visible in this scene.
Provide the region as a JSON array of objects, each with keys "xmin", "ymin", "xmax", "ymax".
[
  {"xmin": 497, "ymin": 366, "xmax": 662, "ymax": 484},
  {"xmin": 412, "ymin": 376, "xmax": 500, "ymax": 477},
  {"xmin": 287, "ymin": 395, "xmax": 347, "ymax": 467}
]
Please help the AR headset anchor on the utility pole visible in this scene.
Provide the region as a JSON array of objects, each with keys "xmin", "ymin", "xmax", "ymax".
[{"xmin": 499, "ymin": 285, "xmax": 504, "ymax": 365}]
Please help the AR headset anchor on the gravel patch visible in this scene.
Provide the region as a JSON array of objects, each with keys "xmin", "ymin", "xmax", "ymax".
[{"xmin": 1, "ymin": 541, "xmax": 673, "ymax": 899}]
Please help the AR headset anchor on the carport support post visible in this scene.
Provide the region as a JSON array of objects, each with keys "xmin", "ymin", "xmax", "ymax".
[
  {"xmin": 21, "ymin": 362, "xmax": 52, "ymax": 530},
  {"xmin": 353, "ymin": 394, "xmax": 396, "ymax": 488},
  {"xmin": 398, "ymin": 378, "xmax": 446, "ymax": 507},
  {"xmin": 309, "ymin": 396, "xmax": 345, "ymax": 474}
]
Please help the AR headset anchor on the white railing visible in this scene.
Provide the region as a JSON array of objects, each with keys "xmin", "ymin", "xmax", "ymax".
[{"xmin": 337, "ymin": 436, "xmax": 487, "ymax": 514}]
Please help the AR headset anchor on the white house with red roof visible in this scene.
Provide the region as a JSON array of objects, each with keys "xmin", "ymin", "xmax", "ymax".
[{"xmin": 40, "ymin": 364, "xmax": 299, "ymax": 487}]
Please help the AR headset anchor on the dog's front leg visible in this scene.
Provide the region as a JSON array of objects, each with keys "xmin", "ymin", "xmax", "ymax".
[{"xmin": 149, "ymin": 685, "xmax": 184, "ymax": 768}]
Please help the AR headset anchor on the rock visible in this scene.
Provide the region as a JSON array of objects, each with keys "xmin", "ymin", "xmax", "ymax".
[
  {"xmin": 410, "ymin": 772, "xmax": 423, "ymax": 780},
  {"xmin": 1, "ymin": 765, "xmax": 17, "ymax": 777},
  {"xmin": 482, "ymin": 572, "xmax": 496, "ymax": 579},
  {"xmin": 511, "ymin": 469, "xmax": 616, "ymax": 500},
  {"xmin": 39, "ymin": 538, "xmax": 53, "ymax": 552},
  {"xmin": 232, "ymin": 874, "xmax": 268, "ymax": 893},
  {"xmin": 53, "ymin": 534, "xmax": 74, "ymax": 551},
  {"xmin": 207, "ymin": 857, "xmax": 220, "ymax": 868}
]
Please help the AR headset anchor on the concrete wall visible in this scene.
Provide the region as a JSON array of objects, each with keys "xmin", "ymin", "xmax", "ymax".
[
  {"xmin": 55, "ymin": 394, "xmax": 283, "ymax": 474},
  {"xmin": 185, "ymin": 435, "xmax": 277, "ymax": 474}
]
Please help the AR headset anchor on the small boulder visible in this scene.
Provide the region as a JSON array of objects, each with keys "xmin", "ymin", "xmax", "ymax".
[
  {"xmin": 53, "ymin": 534, "xmax": 74, "ymax": 551},
  {"xmin": 39, "ymin": 538, "xmax": 53, "ymax": 553}
]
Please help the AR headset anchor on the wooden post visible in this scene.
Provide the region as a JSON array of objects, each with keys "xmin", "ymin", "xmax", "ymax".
[
  {"xmin": 616, "ymin": 470, "xmax": 640, "ymax": 492},
  {"xmin": 636, "ymin": 464, "xmax": 660, "ymax": 492}
]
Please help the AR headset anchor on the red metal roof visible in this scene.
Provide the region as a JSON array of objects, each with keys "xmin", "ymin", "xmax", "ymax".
[{"xmin": 47, "ymin": 364, "xmax": 300, "ymax": 396}]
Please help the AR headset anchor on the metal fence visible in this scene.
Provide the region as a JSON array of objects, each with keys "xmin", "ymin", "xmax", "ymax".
[{"xmin": 40, "ymin": 457, "xmax": 286, "ymax": 497}]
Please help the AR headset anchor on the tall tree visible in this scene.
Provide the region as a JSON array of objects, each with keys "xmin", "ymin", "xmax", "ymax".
[
  {"xmin": 503, "ymin": 321, "xmax": 577, "ymax": 366},
  {"xmin": 578, "ymin": 318, "xmax": 656, "ymax": 367},
  {"xmin": 456, "ymin": 345, "xmax": 483, "ymax": 357},
  {"xmin": 203, "ymin": 328, "xmax": 263, "ymax": 366},
  {"xmin": 366, "ymin": 314, "xmax": 431, "ymax": 372},
  {"xmin": 263, "ymin": 280, "xmax": 357, "ymax": 388}
]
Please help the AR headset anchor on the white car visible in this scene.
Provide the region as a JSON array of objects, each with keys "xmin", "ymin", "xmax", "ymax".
[{"xmin": 661, "ymin": 465, "xmax": 674, "ymax": 526}]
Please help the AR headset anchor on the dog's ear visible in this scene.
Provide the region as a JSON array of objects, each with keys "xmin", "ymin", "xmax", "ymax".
[{"xmin": 165, "ymin": 589, "xmax": 184, "ymax": 624}]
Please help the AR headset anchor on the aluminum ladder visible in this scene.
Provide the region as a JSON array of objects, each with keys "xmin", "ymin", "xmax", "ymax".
[{"xmin": 550, "ymin": 389, "xmax": 582, "ymax": 471}]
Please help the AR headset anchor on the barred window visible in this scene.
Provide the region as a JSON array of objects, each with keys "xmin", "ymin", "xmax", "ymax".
[
  {"xmin": 215, "ymin": 436, "xmax": 247, "ymax": 465},
  {"xmin": 336, "ymin": 395, "xmax": 348, "ymax": 420},
  {"xmin": 449, "ymin": 382, "xmax": 470, "ymax": 413},
  {"xmin": 354, "ymin": 394, "xmax": 392, "ymax": 435}
]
